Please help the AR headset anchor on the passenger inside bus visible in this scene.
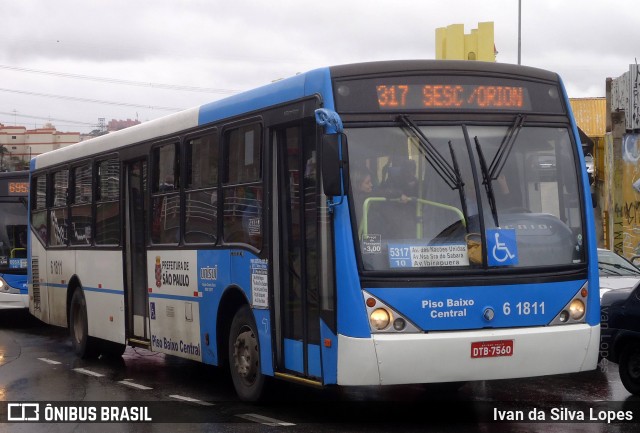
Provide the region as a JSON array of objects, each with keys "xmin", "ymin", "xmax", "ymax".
[
  {"xmin": 358, "ymin": 157, "xmax": 419, "ymax": 241},
  {"xmin": 351, "ymin": 166, "xmax": 373, "ymax": 214}
]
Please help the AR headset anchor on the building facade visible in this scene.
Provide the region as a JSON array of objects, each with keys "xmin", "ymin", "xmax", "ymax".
[{"xmin": 0, "ymin": 123, "xmax": 80, "ymax": 171}]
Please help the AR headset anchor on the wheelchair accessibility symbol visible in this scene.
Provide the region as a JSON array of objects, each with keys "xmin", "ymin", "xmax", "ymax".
[{"xmin": 486, "ymin": 229, "xmax": 519, "ymax": 266}]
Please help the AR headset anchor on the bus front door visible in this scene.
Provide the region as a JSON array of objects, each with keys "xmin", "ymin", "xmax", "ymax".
[
  {"xmin": 271, "ymin": 122, "xmax": 323, "ymax": 384},
  {"xmin": 123, "ymin": 159, "xmax": 150, "ymax": 344}
]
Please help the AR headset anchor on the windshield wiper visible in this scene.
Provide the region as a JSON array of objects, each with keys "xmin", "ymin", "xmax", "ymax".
[
  {"xmin": 398, "ymin": 115, "xmax": 461, "ymax": 190},
  {"xmin": 474, "ymin": 136, "xmax": 499, "ymax": 227},
  {"xmin": 471, "ymin": 114, "xmax": 525, "ymax": 228},
  {"xmin": 488, "ymin": 114, "xmax": 525, "ymax": 180},
  {"xmin": 599, "ymin": 261, "xmax": 640, "ymax": 276},
  {"xmin": 598, "ymin": 265, "xmax": 623, "ymax": 276},
  {"xmin": 448, "ymin": 140, "xmax": 470, "ymax": 231},
  {"xmin": 398, "ymin": 115, "xmax": 470, "ymax": 229}
]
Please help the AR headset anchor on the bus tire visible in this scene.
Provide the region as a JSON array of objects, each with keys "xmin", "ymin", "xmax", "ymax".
[
  {"xmin": 618, "ymin": 340, "xmax": 640, "ymax": 396},
  {"xmin": 228, "ymin": 305, "xmax": 265, "ymax": 401},
  {"xmin": 69, "ymin": 289, "xmax": 100, "ymax": 359}
]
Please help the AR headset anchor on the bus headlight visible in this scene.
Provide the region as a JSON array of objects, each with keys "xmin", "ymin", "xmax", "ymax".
[
  {"xmin": 549, "ymin": 283, "xmax": 589, "ymax": 325},
  {"xmin": 363, "ymin": 291, "xmax": 421, "ymax": 333},
  {"xmin": 370, "ymin": 308, "xmax": 391, "ymax": 330},
  {"xmin": 568, "ymin": 299, "xmax": 585, "ymax": 320},
  {"xmin": 0, "ymin": 277, "xmax": 5, "ymax": 291}
]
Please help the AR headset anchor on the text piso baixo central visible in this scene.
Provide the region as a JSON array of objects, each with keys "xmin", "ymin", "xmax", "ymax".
[{"xmin": 422, "ymin": 298, "xmax": 474, "ymax": 318}]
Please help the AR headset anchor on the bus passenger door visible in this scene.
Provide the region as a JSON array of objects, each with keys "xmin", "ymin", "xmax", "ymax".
[
  {"xmin": 123, "ymin": 159, "xmax": 150, "ymax": 343},
  {"xmin": 271, "ymin": 122, "xmax": 323, "ymax": 383}
]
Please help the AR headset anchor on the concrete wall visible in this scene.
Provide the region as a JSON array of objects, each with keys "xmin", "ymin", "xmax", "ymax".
[{"xmin": 605, "ymin": 68, "xmax": 640, "ymax": 259}]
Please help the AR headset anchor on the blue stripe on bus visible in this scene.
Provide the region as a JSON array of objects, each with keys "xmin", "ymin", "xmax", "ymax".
[
  {"xmin": 559, "ymin": 75, "xmax": 600, "ymax": 327},
  {"xmin": 83, "ymin": 287, "xmax": 125, "ymax": 295},
  {"xmin": 320, "ymin": 319, "xmax": 337, "ymax": 385},
  {"xmin": 197, "ymin": 67, "xmax": 334, "ymax": 127},
  {"xmin": 368, "ymin": 280, "xmax": 589, "ymax": 331},
  {"xmin": 334, "ymin": 199, "xmax": 371, "ymax": 338},
  {"xmin": 149, "ymin": 293, "xmax": 202, "ymax": 302},
  {"xmin": 42, "ymin": 283, "xmax": 124, "ymax": 295}
]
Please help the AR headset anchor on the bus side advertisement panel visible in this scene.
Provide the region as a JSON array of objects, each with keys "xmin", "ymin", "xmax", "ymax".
[{"xmin": 147, "ymin": 251, "xmax": 203, "ymax": 362}]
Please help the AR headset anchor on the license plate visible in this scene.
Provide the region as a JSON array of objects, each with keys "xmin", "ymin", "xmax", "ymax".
[{"xmin": 471, "ymin": 340, "xmax": 514, "ymax": 358}]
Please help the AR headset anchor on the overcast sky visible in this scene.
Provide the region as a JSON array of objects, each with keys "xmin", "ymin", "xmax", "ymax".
[{"xmin": 1, "ymin": 0, "xmax": 637, "ymax": 133}]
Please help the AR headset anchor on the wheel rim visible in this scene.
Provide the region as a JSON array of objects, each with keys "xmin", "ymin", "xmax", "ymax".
[{"xmin": 233, "ymin": 325, "xmax": 258, "ymax": 386}]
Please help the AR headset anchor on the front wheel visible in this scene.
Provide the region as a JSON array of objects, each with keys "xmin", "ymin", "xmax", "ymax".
[
  {"xmin": 618, "ymin": 340, "xmax": 640, "ymax": 396},
  {"xmin": 69, "ymin": 289, "xmax": 100, "ymax": 359},
  {"xmin": 228, "ymin": 305, "xmax": 265, "ymax": 401}
]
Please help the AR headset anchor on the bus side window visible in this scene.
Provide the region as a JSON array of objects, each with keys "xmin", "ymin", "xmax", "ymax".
[
  {"xmin": 151, "ymin": 142, "xmax": 181, "ymax": 245},
  {"xmin": 222, "ymin": 124, "xmax": 263, "ymax": 249},
  {"xmin": 31, "ymin": 175, "xmax": 48, "ymax": 244},
  {"xmin": 50, "ymin": 170, "xmax": 69, "ymax": 246},
  {"xmin": 95, "ymin": 158, "xmax": 120, "ymax": 245},
  {"xmin": 185, "ymin": 132, "xmax": 218, "ymax": 244},
  {"xmin": 70, "ymin": 163, "xmax": 92, "ymax": 245}
]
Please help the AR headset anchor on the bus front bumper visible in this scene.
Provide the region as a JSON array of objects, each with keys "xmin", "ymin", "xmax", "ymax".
[
  {"xmin": 337, "ymin": 324, "xmax": 600, "ymax": 386},
  {"xmin": 0, "ymin": 292, "xmax": 28, "ymax": 309}
]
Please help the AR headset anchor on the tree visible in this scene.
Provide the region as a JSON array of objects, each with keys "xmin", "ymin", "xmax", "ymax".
[{"xmin": 0, "ymin": 144, "xmax": 8, "ymax": 171}]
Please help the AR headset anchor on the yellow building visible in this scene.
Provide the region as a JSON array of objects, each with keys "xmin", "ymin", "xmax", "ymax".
[
  {"xmin": 569, "ymin": 98, "xmax": 607, "ymax": 248},
  {"xmin": 436, "ymin": 22, "xmax": 496, "ymax": 62},
  {"xmin": 569, "ymin": 98, "xmax": 606, "ymax": 177}
]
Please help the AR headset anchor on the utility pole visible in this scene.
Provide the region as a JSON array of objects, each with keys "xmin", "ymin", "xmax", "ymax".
[{"xmin": 518, "ymin": 0, "xmax": 522, "ymax": 65}]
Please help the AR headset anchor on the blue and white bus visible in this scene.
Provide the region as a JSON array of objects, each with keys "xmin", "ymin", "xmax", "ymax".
[
  {"xmin": 0, "ymin": 171, "xmax": 29, "ymax": 309},
  {"xmin": 28, "ymin": 60, "xmax": 599, "ymax": 401}
]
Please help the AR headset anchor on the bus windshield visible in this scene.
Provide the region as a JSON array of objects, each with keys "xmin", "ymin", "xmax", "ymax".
[
  {"xmin": 348, "ymin": 123, "xmax": 585, "ymax": 271},
  {"xmin": 0, "ymin": 200, "xmax": 28, "ymax": 273}
]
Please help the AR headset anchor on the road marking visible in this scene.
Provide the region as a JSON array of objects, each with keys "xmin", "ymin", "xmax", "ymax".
[
  {"xmin": 237, "ymin": 413, "xmax": 295, "ymax": 426},
  {"xmin": 38, "ymin": 358, "xmax": 61, "ymax": 365},
  {"xmin": 73, "ymin": 368, "xmax": 104, "ymax": 377},
  {"xmin": 118, "ymin": 379, "xmax": 153, "ymax": 390},
  {"xmin": 168, "ymin": 394, "xmax": 214, "ymax": 406}
]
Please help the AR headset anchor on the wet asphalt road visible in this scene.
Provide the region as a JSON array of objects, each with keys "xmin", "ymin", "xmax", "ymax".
[{"xmin": 1, "ymin": 309, "xmax": 639, "ymax": 433}]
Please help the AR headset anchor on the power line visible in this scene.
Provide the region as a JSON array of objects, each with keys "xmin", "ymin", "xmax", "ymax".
[
  {"xmin": 0, "ymin": 111, "xmax": 97, "ymax": 127},
  {"xmin": 0, "ymin": 87, "xmax": 183, "ymax": 111},
  {"xmin": 0, "ymin": 64, "xmax": 239, "ymax": 94}
]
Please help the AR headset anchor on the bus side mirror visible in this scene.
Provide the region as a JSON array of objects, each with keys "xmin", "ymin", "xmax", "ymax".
[{"xmin": 321, "ymin": 133, "xmax": 347, "ymax": 197}]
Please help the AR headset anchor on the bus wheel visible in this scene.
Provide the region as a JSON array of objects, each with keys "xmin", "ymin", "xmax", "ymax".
[
  {"xmin": 228, "ymin": 305, "xmax": 265, "ymax": 401},
  {"xmin": 69, "ymin": 289, "xmax": 100, "ymax": 359},
  {"xmin": 618, "ymin": 340, "xmax": 640, "ymax": 396}
]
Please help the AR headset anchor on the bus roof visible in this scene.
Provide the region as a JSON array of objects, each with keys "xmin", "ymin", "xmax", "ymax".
[
  {"xmin": 329, "ymin": 59, "xmax": 560, "ymax": 82},
  {"xmin": 31, "ymin": 66, "xmax": 334, "ymax": 171},
  {"xmin": 0, "ymin": 170, "xmax": 29, "ymax": 181},
  {"xmin": 31, "ymin": 60, "xmax": 560, "ymax": 171}
]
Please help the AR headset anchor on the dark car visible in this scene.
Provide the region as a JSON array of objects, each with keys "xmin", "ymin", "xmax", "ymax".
[
  {"xmin": 600, "ymin": 281, "xmax": 640, "ymax": 395},
  {"xmin": 598, "ymin": 248, "xmax": 640, "ymax": 299}
]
